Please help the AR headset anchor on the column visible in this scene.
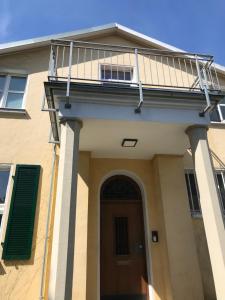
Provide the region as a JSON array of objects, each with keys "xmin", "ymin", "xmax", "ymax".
[
  {"xmin": 72, "ymin": 152, "xmax": 90, "ymax": 300},
  {"xmin": 48, "ymin": 119, "xmax": 82, "ymax": 300},
  {"xmin": 186, "ymin": 125, "xmax": 225, "ymax": 300}
]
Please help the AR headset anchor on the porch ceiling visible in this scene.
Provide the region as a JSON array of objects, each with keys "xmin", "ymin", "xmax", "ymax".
[{"xmin": 79, "ymin": 119, "xmax": 189, "ymax": 159}]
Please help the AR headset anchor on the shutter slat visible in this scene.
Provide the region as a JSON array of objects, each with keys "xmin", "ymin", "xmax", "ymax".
[{"xmin": 2, "ymin": 165, "xmax": 40, "ymax": 260}]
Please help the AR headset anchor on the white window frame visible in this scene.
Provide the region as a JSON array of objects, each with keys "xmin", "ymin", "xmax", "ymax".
[
  {"xmin": 0, "ymin": 74, "xmax": 28, "ymax": 110},
  {"xmin": 99, "ymin": 63, "xmax": 136, "ymax": 84},
  {"xmin": 185, "ymin": 169, "xmax": 225, "ymax": 217},
  {"xmin": 0, "ymin": 165, "xmax": 12, "ymax": 237}
]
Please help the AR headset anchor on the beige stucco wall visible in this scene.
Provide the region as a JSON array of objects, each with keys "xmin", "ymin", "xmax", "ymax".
[
  {"xmin": 0, "ymin": 31, "xmax": 224, "ymax": 300},
  {"xmin": 0, "ymin": 46, "xmax": 62, "ymax": 300},
  {"xmin": 85, "ymin": 156, "xmax": 205, "ymax": 300},
  {"xmin": 152, "ymin": 155, "xmax": 204, "ymax": 300},
  {"xmin": 0, "ymin": 45, "xmax": 56, "ymax": 300},
  {"xmin": 86, "ymin": 157, "xmax": 168, "ymax": 300}
]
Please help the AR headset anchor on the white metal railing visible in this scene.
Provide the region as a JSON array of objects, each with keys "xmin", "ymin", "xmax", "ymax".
[{"xmin": 48, "ymin": 39, "xmax": 222, "ymax": 113}]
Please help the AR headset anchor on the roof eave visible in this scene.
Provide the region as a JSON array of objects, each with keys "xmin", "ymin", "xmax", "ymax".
[{"xmin": 0, "ymin": 22, "xmax": 225, "ymax": 75}]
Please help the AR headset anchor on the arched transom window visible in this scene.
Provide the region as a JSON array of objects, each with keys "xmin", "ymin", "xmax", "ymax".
[{"xmin": 100, "ymin": 175, "xmax": 141, "ymax": 201}]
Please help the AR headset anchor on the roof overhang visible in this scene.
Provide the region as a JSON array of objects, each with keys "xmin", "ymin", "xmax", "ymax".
[{"xmin": 1, "ymin": 23, "xmax": 225, "ymax": 76}]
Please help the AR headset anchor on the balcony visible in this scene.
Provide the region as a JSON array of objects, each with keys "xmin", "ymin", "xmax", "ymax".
[{"xmin": 44, "ymin": 40, "xmax": 225, "ymax": 150}]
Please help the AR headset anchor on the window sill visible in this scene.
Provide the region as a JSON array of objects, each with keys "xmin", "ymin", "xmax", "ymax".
[
  {"xmin": 0, "ymin": 108, "xmax": 28, "ymax": 117},
  {"xmin": 191, "ymin": 212, "xmax": 202, "ymax": 218},
  {"xmin": 210, "ymin": 121, "xmax": 225, "ymax": 128}
]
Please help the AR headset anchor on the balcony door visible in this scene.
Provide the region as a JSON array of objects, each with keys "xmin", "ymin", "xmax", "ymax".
[{"xmin": 100, "ymin": 175, "xmax": 148, "ymax": 300}]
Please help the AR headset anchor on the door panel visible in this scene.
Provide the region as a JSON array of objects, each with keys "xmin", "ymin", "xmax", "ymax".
[{"xmin": 100, "ymin": 201, "xmax": 148, "ymax": 299}]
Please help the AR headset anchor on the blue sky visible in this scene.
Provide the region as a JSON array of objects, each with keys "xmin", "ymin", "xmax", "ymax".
[{"xmin": 1, "ymin": 0, "xmax": 224, "ymax": 65}]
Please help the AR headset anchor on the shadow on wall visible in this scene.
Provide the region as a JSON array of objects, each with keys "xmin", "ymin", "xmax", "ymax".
[
  {"xmin": 210, "ymin": 149, "xmax": 225, "ymax": 168},
  {"xmin": 43, "ymin": 153, "xmax": 59, "ymax": 299},
  {"xmin": 0, "ymin": 111, "xmax": 31, "ymax": 120},
  {"xmin": 0, "ymin": 262, "xmax": 6, "ymax": 275}
]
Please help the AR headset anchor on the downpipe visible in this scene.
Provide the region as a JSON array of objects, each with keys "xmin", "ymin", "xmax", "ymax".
[{"xmin": 39, "ymin": 144, "xmax": 57, "ymax": 300}]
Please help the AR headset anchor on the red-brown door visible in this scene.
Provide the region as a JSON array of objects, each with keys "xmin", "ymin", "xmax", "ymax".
[{"xmin": 100, "ymin": 198, "xmax": 148, "ymax": 300}]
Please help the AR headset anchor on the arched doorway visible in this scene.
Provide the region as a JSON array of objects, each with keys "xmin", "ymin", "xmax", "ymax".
[{"xmin": 100, "ymin": 175, "xmax": 149, "ymax": 300}]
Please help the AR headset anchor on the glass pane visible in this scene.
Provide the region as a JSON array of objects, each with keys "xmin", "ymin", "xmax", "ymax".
[
  {"xmin": 104, "ymin": 69, "xmax": 111, "ymax": 80},
  {"xmin": 101, "ymin": 69, "xmax": 105, "ymax": 80},
  {"xmin": 220, "ymin": 106, "xmax": 225, "ymax": 121},
  {"xmin": 118, "ymin": 71, "xmax": 124, "ymax": 80},
  {"xmin": 210, "ymin": 107, "xmax": 221, "ymax": 122},
  {"xmin": 115, "ymin": 217, "xmax": 129, "ymax": 255},
  {"xmin": 112, "ymin": 70, "xmax": 117, "ymax": 80},
  {"xmin": 216, "ymin": 174, "xmax": 225, "ymax": 212},
  {"xmin": 189, "ymin": 173, "xmax": 200, "ymax": 211},
  {"xmin": 101, "ymin": 175, "xmax": 142, "ymax": 201},
  {"xmin": 185, "ymin": 174, "xmax": 193, "ymax": 210},
  {"xmin": 6, "ymin": 92, "xmax": 23, "ymax": 108},
  {"xmin": 0, "ymin": 75, "xmax": 6, "ymax": 90},
  {"xmin": 9, "ymin": 76, "xmax": 26, "ymax": 91},
  {"xmin": 125, "ymin": 71, "xmax": 131, "ymax": 81},
  {"xmin": 0, "ymin": 170, "xmax": 10, "ymax": 204}
]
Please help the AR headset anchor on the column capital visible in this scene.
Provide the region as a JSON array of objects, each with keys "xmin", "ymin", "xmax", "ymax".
[
  {"xmin": 185, "ymin": 125, "xmax": 208, "ymax": 141},
  {"xmin": 185, "ymin": 125, "xmax": 208, "ymax": 135},
  {"xmin": 60, "ymin": 117, "xmax": 83, "ymax": 128}
]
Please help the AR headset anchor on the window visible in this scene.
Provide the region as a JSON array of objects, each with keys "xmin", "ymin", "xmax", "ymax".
[
  {"xmin": 0, "ymin": 75, "xmax": 27, "ymax": 109},
  {"xmin": 100, "ymin": 175, "xmax": 141, "ymax": 201},
  {"xmin": 114, "ymin": 217, "xmax": 129, "ymax": 255},
  {"xmin": 100, "ymin": 64, "xmax": 133, "ymax": 82},
  {"xmin": 185, "ymin": 170, "xmax": 225, "ymax": 216},
  {"xmin": 0, "ymin": 167, "xmax": 10, "ymax": 233},
  {"xmin": 185, "ymin": 171, "xmax": 201, "ymax": 216},
  {"xmin": 215, "ymin": 172, "xmax": 225, "ymax": 213},
  {"xmin": 210, "ymin": 99, "xmax": 225, "ymax": 123}
]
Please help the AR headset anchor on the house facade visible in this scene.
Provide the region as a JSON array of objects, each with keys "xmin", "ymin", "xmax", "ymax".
[{"xmin": 0, "ymin": 23, "xmax": 225, "ymax": 300}]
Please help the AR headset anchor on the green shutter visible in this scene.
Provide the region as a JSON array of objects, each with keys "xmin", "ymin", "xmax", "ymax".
[{"xmin": 2, "ymin": 165, "xmax": 41, "ymax": 260}]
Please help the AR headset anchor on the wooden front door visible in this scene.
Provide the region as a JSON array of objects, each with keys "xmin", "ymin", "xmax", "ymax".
[{"xmin": 100, "ymin": 175, "xmax": 148, "ymax": 300}]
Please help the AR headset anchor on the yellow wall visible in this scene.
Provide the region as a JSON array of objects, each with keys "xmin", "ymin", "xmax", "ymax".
[
  {"xmin": 86, "ymin": 158, "xmax": 163, "ymax": 300},
  {"xmin": 0, "ymin": 46, "xmax": 55, "ymax": 299},
  {"xmin": 0, "ymin": 31, "xmax": 224, "ymax": 300},
  {"xmin": 85, "ymin": 157, "xmax": 204, "ymax": 300}
]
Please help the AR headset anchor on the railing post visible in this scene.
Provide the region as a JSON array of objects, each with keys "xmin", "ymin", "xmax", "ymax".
[
  {"xmin": 134, "ymin": 48, "xmax": 143, "ymax": 113},
  {"xmin": 65, "ymin": 41, "xmax": 74, "ymax": 109},
  {"xmin": 48, "ymin": 44, "xmax": 57, "ymax": 78},
  {"xmin": 196, "ymin": 55, "xmax": 212, "ymax": 116}
]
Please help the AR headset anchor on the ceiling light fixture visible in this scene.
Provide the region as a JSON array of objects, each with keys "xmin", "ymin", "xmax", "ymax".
[{"xmin": 121, "ymin": 138, "xmax": 138, "ymax": 147}]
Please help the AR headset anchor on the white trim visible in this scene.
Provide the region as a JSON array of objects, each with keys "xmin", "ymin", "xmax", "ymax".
[
  {"xmin": 0, "ymin": 164, "xmax": 13, "ymax": 249},
  {"xmin": 0, "ymin": 68, "xmax": 28, "ymax": 75},
  {"xmin": 99, "ymin": 63, "xmax": 136, "ymax": 83},
  {"xmin": 97, "ymin": 169, "xmax": 155, "ymax": 300},
  {"xmin": 0, "ymin": 74, "xmax": 28, "ymax": 110},
  {"xmin": 21, "ymin": 74, "xmax": 29, "ymax": 109}
]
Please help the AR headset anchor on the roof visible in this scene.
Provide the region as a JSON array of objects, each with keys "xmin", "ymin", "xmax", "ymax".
[{"xmin": 0, "ymin": 23, "xmax": 225, "ymax": 75}]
